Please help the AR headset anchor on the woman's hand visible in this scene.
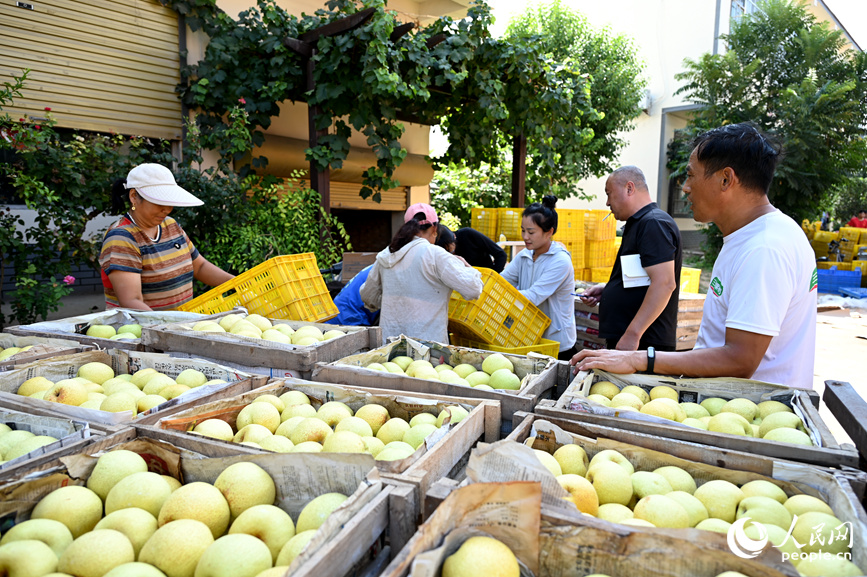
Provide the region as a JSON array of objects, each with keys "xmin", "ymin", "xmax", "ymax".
[
  {"xmin": 454, "ymin": 255, "xmax": 471, "ymax": 267},
  {"xmin": 192, "ymin": 255, "xmax": 234, "ymax": 287}
]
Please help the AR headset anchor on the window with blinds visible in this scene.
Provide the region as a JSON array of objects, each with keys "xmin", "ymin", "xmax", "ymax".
[{"xmin": 0, "ymin": 0, "xmax": 182, "ymax": 141}]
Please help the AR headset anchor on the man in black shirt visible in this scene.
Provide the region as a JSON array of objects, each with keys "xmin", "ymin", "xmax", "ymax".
[
  {"xmin": 580, "ymin": 166, "xmax": 682, "ymax": 351},
  {"xmin": 448, "ymin": 227, "xmax": 507, "ymax": 272}
]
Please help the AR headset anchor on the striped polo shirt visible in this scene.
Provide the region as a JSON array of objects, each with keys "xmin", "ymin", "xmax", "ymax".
[{"xmin": 99, "ymin": 215, "xmax": 200, "ymax": 310}]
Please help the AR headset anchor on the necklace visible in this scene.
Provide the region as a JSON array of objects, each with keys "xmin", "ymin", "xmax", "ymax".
[{"xmin": 126, "ymin": 213, "xmax": 161, "ymax": 243}]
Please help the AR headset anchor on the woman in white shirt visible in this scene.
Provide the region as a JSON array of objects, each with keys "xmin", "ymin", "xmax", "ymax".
[
  {"xmin": 360, "ymin": 203, "xmax": 483, "ymax": 345},
  {"xmin": 501, "ymin": 196, "xmax": 577, "ymax": 360}
]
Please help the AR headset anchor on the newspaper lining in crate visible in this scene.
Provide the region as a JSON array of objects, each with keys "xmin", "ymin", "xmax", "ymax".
[
  {"xmin": 332, "ymin": 335, "xmax": 553, "ymax": 394},
  {"xmin": 467, "ymin": 421, "xmax": 867, "ymax": 574},
  {"xmin": 0, "ymin": 333, "xmax": 92, "ymax": 370},
  {"xmin": 6, "ymin": 309, "xmax": 204, "ymax": 350},
  {"xmin": 565, "ymin": 369, "xmax": 826, "ymax": 447},
  {"xmin": 141, "ymin": 308, "xmax": 378, "ymax": 375},
  {"xmin": 0, "ymin": 349, "xmax": 254, "ymax": 425},
  {"xmin": 0, "ymin": 408, "xmax": 91, "ymax": 470},
  {"xmin": 0, "ymin": 434, "xmax": 382, "ymax": 577},
  {"xmin": 153, "ymin": 379, "xmax": 478, "ymax": 475}
]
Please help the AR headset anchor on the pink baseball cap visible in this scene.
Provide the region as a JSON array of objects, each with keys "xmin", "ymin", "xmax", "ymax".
[{"xmin": 404, "ymin": 203, "xmax": 438, "ymax": 225}]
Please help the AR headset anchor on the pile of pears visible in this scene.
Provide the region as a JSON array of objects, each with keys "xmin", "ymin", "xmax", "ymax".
[
  {"xmin": 363, "ymin": 352, "xmax": 523, "ymax": 391},
  {"xmin": 189, "ymin": 313, "xmax": 345, "ymax": 346},
  {"xmin": 530, "ymin": 442, "xmax": 858, "ymax": 577},
  {"xmin": 18, "ymin": 362, "xmax": 224, "ymax": 418},
  {"xmin": 85, "ymin": 323, "xmax": 142, "ymax": 341},
  {"xmin": 0, "ymin": 424, "xmax": 59, "ymax": 466},
  {"xmin": 587, "ymin": 381, "xmax": 814, "ymax": 446},
  {"xmin": 0, "ymin": 345, "xmax": 35, "ymax": 363},
  {"xmin": 191, "ymin": 389, "xmax": 469, "ymax": 462},
  {"xmin": 0, "ymin": 450, "xmax": 349, "ymax": 577}
]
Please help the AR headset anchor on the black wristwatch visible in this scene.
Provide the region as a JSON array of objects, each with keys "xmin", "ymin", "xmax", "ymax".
[{"xmin": 646, "ymin": 346, "xmax": 656, "ymax": 374}]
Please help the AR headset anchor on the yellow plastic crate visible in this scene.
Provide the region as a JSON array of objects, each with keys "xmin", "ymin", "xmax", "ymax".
[
  {"xmin": 560, "ymin": 239, "xmax": 585, "ymax": 272},
  {"xmin": 470, "ymin": 207, "xmax": 498, "ymax": 241},
  {"xmin": 590, "ymin": 267, "xmax": 612, "ymax": 283},
  {"xmin": 853, "ymin": 261, "xmax": 867, "ymax": 287},
  {"xmin": 584, "ymin": 210, "xmax": 616, "ymax": 240},
  {"xmin": 553, "ymin": 209, "xmax": 585, "ymax": 242},
  {"xmin": 448, "ymin": 268, "xmax": 551, "ymax": 348},
  {"xmin": 498, "ymin": 208, "xmax": 523, "ymax": 241},
  {"xmin": 585, "ymin": 239, "xmax": 617, "ymax": 268},
  {"xmin": 680, "ymin": 266, "xmax": 702, "ymax": 293},
  {"xmin": 449, "ymin": 334, "xmax": 560, "ymax": 358},
  {"xmin": 817, "ymin": 262, "xmax": 851, "ymax": 271},
  {"xmin": 178, "ymin": 254, "xmax": 338, "ymax": 322},
  {"xmin": 813, "ymin": 231, "xmax": 838, "ymax": 243},
  {"xmin": 860, "ymin": 230, "xmax": 867, "ymax": 245},
  {"xmin": 839, "ymin": 227, "xmax": 861, "ymax": 244}
]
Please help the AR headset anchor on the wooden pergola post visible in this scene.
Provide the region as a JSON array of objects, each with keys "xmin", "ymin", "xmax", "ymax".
[{"xmin": 511, "ymin": 133, "xmax": 527, "ymax": 208}]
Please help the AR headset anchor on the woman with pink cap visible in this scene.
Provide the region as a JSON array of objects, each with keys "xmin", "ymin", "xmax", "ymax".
[
  {"xmin": 360, "ymin": 203, "xmax": 483, "ymax": 344},
  {"xmin": 98, "ymin": 163, "xmax": 234, "ymax": 311}
]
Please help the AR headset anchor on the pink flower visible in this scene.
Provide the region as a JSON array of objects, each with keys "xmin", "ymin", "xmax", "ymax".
[
  {"xmin": 238, "ymin": 98, "xmax": 246, "ymax": 105},
  {"xmin": 62, "ymin": 275, "xmax": 75, "ymax": 285},
  {"xmin": 34, "ymin": 125, "xmax": 40, "ymax": 130},
  {"xmin": 44, "ymin": 107, "xmax": 51, "ymax": 112}
]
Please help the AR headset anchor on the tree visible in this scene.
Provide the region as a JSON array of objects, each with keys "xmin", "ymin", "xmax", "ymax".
[
  {"xmin": 505, "ymin": 0, "xmax": 647, "ymax": 191},
  {"xmin": 668, "ymin": 0, "xmax": 867, "ymax": 231}
]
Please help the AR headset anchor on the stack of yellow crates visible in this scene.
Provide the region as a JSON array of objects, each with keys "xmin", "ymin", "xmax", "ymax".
[
  {"xmin": 470, "ymin": 207, "xmax": 499, "ymax": 240},
  {"xmin": 583, "ymin": 210, "xmax": 617, "ymax": 282},
  {"xmin": 810, "ymin": 231, "xmax": 837, "ymax": 260},
  {"xmin": 555, "ymin": 209, "xmax": 586, "ymax": 276},
  {"xmin": 839, "ymin": 227, "xmax": 862, "ymax": 262},
  {"xmin": 498, "ymin": 208, "xmax": 523, "ymax": 241}
]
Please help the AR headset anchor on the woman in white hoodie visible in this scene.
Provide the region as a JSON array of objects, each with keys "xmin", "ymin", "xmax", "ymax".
[
  {"xmin": 360, "ymin": 203, "xmax": 483, "ymax": 345},
  {"xmin": 501, "ymin": 196, "xmax": 577, "ymax": 360}
]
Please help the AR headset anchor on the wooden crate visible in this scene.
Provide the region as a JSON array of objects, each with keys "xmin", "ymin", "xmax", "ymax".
[
  {"xmin": 537, "ymin": 364, "xmax": 858, "ymax": 469},
  {"xmin": 0, "ymin": 349, "xmax": 261, "ymax": 429},
  {"xmin": 0, "ymin": 425, "xmax": 405, "ymax": 577},
  {"xmin": 146, "ymin": 378, "xmax": 501, "ymax": 519},
  {"xmin": 385, "ymin": 482, "xmax": 799, "ymax": 577},
  {"xmin": 141, "ymin": 310, "xmax": 382, "ymax": 378},
  {"xmin": 6, "ymin": 309, "xmax": 207, "ymax": 351},
  {"xmin": 0, "ymin": 404, "xmax": 95, "ymax": 480},
  {"xmin": 0, "ymin": 333, "xmax": 93, "ymax": 370},
  {"xmin": 311, "ymin": 335, "xmax": 555, "ymax": 434},
  {"xmin": 823, "ymin": 380, "xmax": 867, "ymax": 475},
  {"xmin": 420, "ymin": 416, "xmax": 867, "ymax": 576}
]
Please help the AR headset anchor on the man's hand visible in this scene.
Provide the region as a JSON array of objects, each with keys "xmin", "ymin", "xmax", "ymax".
[
  {"xmin": 570, "ymin": 348, "xmax": 645, "ymax": 375},
  {"xmin": 579, "ymin": 285, "xmax": 604, "ymax": 306}
]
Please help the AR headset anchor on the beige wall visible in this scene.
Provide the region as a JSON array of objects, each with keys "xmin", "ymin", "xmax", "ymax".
[{"xmin": 559, "ymin": 0, "xmax": 718, "ymax": 235}]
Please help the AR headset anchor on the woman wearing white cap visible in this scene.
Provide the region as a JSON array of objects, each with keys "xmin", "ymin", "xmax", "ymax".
[
  {"xmin": 360, "ymin": 203, "xmax": 483, "ymax": 344},
  {"xmin": 98, "ymin": 163, "xmax": 234, "ymax": 311}
]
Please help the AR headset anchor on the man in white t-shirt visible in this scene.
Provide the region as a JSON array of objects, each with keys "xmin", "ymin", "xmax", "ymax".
[{"xmin": 571, "ymin": 123, "xmax": 817, "ymax": 388}]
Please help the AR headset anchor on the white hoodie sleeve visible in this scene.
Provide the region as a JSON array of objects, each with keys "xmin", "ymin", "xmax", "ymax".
[
  {"xmin": 425, "ymin": 248, "xmax": 483, "ymax": 300},
  {"xmin": 359, "ymin": 262, "xmax": 383, "ymax": 311}
]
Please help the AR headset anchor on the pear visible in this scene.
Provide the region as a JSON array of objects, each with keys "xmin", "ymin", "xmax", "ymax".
[
  {"xmin": 281, "ymin": 404, "xmax": 317, "ymax": 420},
  {"xmin": 17, "ymin": 376, "xmax": 54, "ymax": 396},
  {"xmin": 233, "ymin": 424, "xmax": 273, "ymax": 445},
  {"xmin": 192, "ymin": 419, "xmax": 235, "ymax": 442},
  {"xmin": 0, "ymin": 430, "xmax": 34, "ymax": 457},
  {"xmin": 354, "ymin": 404, "xmax": 390, "ymax": 435},
  {"xmin": 86, "ymin": 449, "xmax": 148, "ymax": 501},
  {"xmin": 162, "ymin": 475, "xmax": 182, "ymax": 492},
  {"xmin": 214, "ymin": 462, "xmax": 276, "ymax": 520},
  {"xmin": 0, "ymin": 518, "xmax": 73, "ymax": 558},
  {"xmin": 229, "ymin": 504, "xmax": 295, "ymax": 564},
  {"xmin": 130, "ymin": 369, "xmax": 159, "ymax": 389},
  {"xmin": 105, "ymin": 472, "xmax": 172, "ymax": 518},
  {"xmin": 375, "ymin": 442, "xmax": 416, "ymax": 461},
  {"xmin": 634, "ymin": 495, "xmax": 690, "ymax": 529},
  {"xmin": 44, "ymin": 380, "xmax": 88, "ymax": 406},
  {"xmin": 4, "ymin": 435, "xmax": 57, "ymax": 461},
  {"xmin": 334, "ymin": 416, "xmax": 374, "ymax": 438},
  {"xmin": 139, "ymin": 519, "xmax": 214, "ymax": 577},
  {"xmin": 403, "ymin": 424, "xmax": 437, "ymax": 450},
  {"xmin": 158, "ymin": 482, "xmax": 231, "ymax": 539},
  {"xmin": 442, "ymin": 536, "xmax": 519, "ymax": 577},
  {"xmin": 275, "ymin": 531, "xmax": 316, "ymax": 566},
  {"xmin": 0, "ymin": 540, "xmax": 59, "ymax": 576},
  {"xmin": 652, "ymin": 466, "xmax": 696, "ymax": 494},
  {"xmin": 290, "ymin": 441, "xmax": 323, "ymax": 453},
  {"xmin": 32, "ymin": 485, "xmax": 103, "ymax": 538},
  {"xmin": 376, "ymin": 418, "xmax": 410, "ymax": 444},
  {"xmin": 104, "ymin": 562, "xmax": 169, "ymax": 577},
  {"xmin": 58, "ymin": 529, "xmax": 135, "ymax": 577},
  {"xmin": 78, "ymin": 362, "xmax": 115, "ymax": 385},
  {"xmin": 288, "ymin": 418, "xmax": 332, "ymax": 445},
  {"xmin": 295, "ymin": 493, "xmax": 348, "ymax": 533},
  {"xmin": 693, "ymin": 480, "xmax": 745, "ymax": 523},
  {"xmin": 315, "ymin": 401, "xmax": 353, "ymax": 427},
  {"xmin": 361, "ymin": 436, "xmax": 385, "ymax": 457},
  {"xmin": 322, "ymin": 431, "xmax": 366, "ymax": 453},
  {"xmin": 95, "ymin": 508, "xmax": 158, "ymax": 559},
  {"xmin": 252, "ymin": 395, "xmax": 285, "ymax": 413},
  {"xmin": 193, "ymin": 534, "xmax": 272, "ymax": 577},
  {"xmin": 278, "ymin": 390, "xmax": 310, "ymax": 406},
  {"xmin": 176, "ymin": 369, "xmax": 207, "ymax": 388},
  {"xmin": 237, "ymin": 402, "xmax": 281, "ymax": 433}
]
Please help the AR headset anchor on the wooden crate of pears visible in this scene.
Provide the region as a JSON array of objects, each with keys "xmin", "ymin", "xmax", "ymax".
[
  {"xmin": 384, "ymin": 481, "xmax": 801, "ymax": 577},
  {"xmin": 144, "ymin": 377, "xmax": 501, "ymax": 516},
  {"xmin": 534, "ymin": 365, "xmax": 858, "ymax": 469},
  {"xmin": 0, "ymin": 349, "xmax": 256, "ymax": 429},
  {"xmin": 0, "ymin": 425, "xmax": 407, "ymax": 577},
  {"xmin": 423, "ymin": 414, "xmax": 867, "ymax": 577},
  {"xmin": 141, "ymin": 310, "xmax": 381, "ymax": 378}
]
